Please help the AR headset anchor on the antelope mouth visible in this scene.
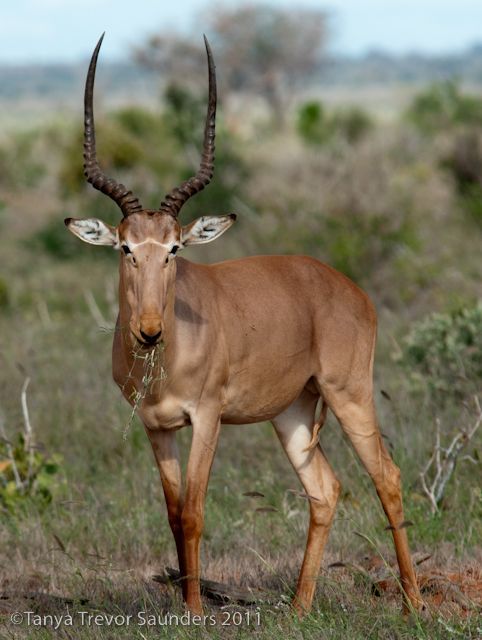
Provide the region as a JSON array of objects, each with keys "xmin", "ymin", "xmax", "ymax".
[
  {"xmin": 130, "ymin": 324, "xmax": 163, "ymax": 348},
  {"xmin": 135, "ymin": 336, "xmax": 161, "ymax": 349}
]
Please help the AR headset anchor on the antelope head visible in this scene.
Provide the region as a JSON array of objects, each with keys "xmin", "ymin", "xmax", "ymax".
[{"xmin": 65, "ymin": 34, "xmax": 236, "ymax": 346}]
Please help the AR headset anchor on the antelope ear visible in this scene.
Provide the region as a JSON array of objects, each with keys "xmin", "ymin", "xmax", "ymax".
[
  {"xmin": 64, "ymin": 217, "xmax": 119, "ymax": 247},
  {"xmin": 181, "ymin": 214, "xmax": 237, "ymax": 246}
]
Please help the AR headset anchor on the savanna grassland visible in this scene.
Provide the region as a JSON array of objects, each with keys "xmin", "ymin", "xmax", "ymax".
[{"xmin": 0, "ymin": 72, "xmax": 481, "ymax": 640}]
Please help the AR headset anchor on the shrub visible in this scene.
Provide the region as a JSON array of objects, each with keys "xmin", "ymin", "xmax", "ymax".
[
  {"xmin": 162, "ymin": 83, "xmax": 250, "ymax": 217},
  {"xmin": 0, "ymin": 432, "xmax": 64, "ymax": 512},
  {"xmin": 247, "ymin": 127, "xmax": 443, "ymax": 294},
  {"xmin": 297, "ymin": 100, "xmax": 372, "ymax": 146},
  {"xmin": 437, "ymin": 127, "xmax": 482, "ymax": 227},
  {"xmin": 0, "ymin": 278, "xmax": 9, "ymax": 308},
  {"xmin": 114, "ymin": 106, "xmax": 160, "ymax": 138},
  {"xmin": 330, "ymin": 107, "xmax": 373, "ymax": 143},
  {"xmin": 59, "ymin": 121, "xmax": 145, "ymax": 196},
  {"xmin": 460, "ymin": 184, "xmax": 482, "ymax": 225},
  {"xmin": 443, "ymin": 128, "xmax": 482, "ymax": 189},
  {"xmin": 395, "ymin": 302, "xmax": 482, "ymax": 401},
  {"xmin": 0, "ymin": 130, "xmax": 45, "ymax": 189},
  {"xmin": 58, "ymin": 94, "xmax": 249, "ymax": 218},
  {"xmin": 318, "ymin": 213, "xmax": 416, "ymax": 282},
  {"xmin": 297, "ymin": 101, "xmax": 330, "ymax": 145},
  {"xmin": 27, "ymin": 217, "xmax": 118, "ymax": 262},
  {"xmin": 406, "ymin": 81, "xmax": 482, "ymax": 134},
  {"xmin": 163, "ymin": 82, "xmax": 206, "ymax": 147}
]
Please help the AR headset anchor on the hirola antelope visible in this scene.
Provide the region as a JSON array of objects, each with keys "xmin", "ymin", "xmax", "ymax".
[{"xmin": 65, "ymin": 34, "xmax": 422, "ymax": 616}]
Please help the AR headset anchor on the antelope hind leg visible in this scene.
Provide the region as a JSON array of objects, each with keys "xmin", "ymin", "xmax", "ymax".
[{"xmin": 323, "ymin": 387, "xmax": 423, "ymax": 612}]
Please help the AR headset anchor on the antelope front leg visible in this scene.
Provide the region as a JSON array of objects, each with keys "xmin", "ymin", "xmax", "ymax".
[
  {"xmin": 182, "ymin": 414, "xmax": 221, "ymax": 614},
  {"xmin": 144, "ymin": 427, "xmax": 187, "ymax": 599}
]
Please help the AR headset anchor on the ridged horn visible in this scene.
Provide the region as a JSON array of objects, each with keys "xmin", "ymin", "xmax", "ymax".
[
  {"xmin": 83, "ymin": 33, "xmax": 143, "ymax": 217},
  {"xmin": 159, "ymin": 35, "xmax": 216, "ymax": 218}
]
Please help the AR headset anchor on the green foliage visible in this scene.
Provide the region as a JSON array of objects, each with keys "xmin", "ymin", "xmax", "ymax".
[
  {"xmin": 0, "ymin": 277, "xmax": 9, "ymax": 308},
  {"xmin": 0, "ymin": 433, "xmax": 64, "ymax": 512},
  {"xmin": 297, "ymin": 100, "xmax": 373, "ymax": 146},
  {"xmin": 181, "ymin": 136, "xmax": 250, "ymax": 220},
  {"xmin": 28, "ymin": 217, "xmax": 79, "ymax": 260},
  {"xmin": 113, "ymin": 106, "xmax": 160, "ymax": 138},
  {"xmin": 271, "ymin": 176, "xmax": 420, "ymax": 283},
  {"xmin": 460, "ymin": 184, "xmax": 482, "ymax": 224},
  {"xmin": 406, "ymin": 81, "xmax": 482, "ymax": 134},
  {"xmin": 27, "ymin": 216, "xmax": 119, "ymax": 263},
  {"xmin": 58, "ymin": 120, "xmax": 145, "ymax": 196},
  {"xmin": 442, "ymin": 128, "xmax": 482, "ymax": 227},
  {"xmin": 292, "ymin": 214, "xmax": 417, "ymax": 283},
  {"xmin": 330, "ymin": 213, "xmax": 417, "ymax": 282},
  {"xmin": 396, "ymin": 302, "xmax": 482, "ymax": 400},
  {"xmin": 297, "ymin": 101, "xmax": 329, "ymax": 145},
  {"xmin": 58, "ymin": 95, "xmax": 249, "ymax": 218},
  {"xmin": 407, "ymin": 88, "xmax": 482, "ymax": 227},
  {"xmin": 163, "ymin": 83, "xmax": 206, "ymax": 147},
  {"xmin": 162, "ymin": 83, "xmax": 250, "ymax": 217},
  {"xmin": 330, "ymin": 107, "xmax": 374, "ymax": 143},
  {"xmin": 0, "ymin": 130, "xmax": 45, "ymax": 188}
]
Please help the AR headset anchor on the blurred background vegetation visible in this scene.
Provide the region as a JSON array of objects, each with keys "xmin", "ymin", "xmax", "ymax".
[{"xmin": 0, "ymin": 3, "xmax": 481, "ymax": 638}]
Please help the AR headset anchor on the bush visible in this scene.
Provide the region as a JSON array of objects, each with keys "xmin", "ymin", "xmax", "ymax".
[
  {"xmin": 59, "ymin": 121, "xmax": 145, "ymax": 196},
  {"xmin": 0, "ymin": 277, "xmax": 9, "ymax": 308},
  {"xmin": 406, "ymin": 81, "xmax": 482, "ymax": 134},
  {"xmin": 58, "ymin": 93, "xmax": 249, "ymax": 218},
  {"xmin": 297, "ymin": 101, "xmax": 330, "ymax": 145},
  {"xmin": 297, "ymin": 100, "xmax": 372, "ymax": 146},
  {"xmin": 330, "ymin": 107, "xmax": 373, "ymax": 143},
  {"xmin": 247, "ymin": 127, "xmax": 440, "ymax": 294},
  {"xmin": 460, "ymin": 184, "xmax": 482, "ymax": 225},
  {"xmin": 395, "ymin": 302, "xmax": 482, "ymax": 401},
  {"xmin": 162, "ymin": 83, "xmax": 250, "ymax": 218},
  {"xmin": 406, "ymin": 83, "xmax": 482, "ymax": 228},
  {"xmin": 0, "ymin": 432, "xmax": 64, "ymax": 512},
  {"xmin": 114, "ymin": 106, "xmax": 161, "ymax": 138},
  {"xmin": 438, "ymin": 127, "xmax": 482, "ymax": 227},
  {"xmin": 318, "ymin": 213, "xmax": 416, "ymax": 282},
  {"xmin": 163, "ymin": 82, "xmax": 206, "ymax": 147},
  {"xmin": 0, "ymin": 130, "xmax": 45, "ymax": 189},
  {"xmin": 27, "ymin": 217, "xmax": 119, "ymax": 262}
]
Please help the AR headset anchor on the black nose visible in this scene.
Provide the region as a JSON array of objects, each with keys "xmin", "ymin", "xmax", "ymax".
[{"xmin": 140, "ymin": 329, "xmax": 162, "ymax": 344}]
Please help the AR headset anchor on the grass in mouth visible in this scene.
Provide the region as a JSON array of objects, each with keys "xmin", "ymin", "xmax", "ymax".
[{"xmin": 122, "ymin": 342, "xmax": 167, "ymax": 438}]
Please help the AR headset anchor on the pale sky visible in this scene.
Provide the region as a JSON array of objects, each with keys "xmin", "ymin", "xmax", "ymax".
[{"xmin": 1, "ymin": 0, "xmax": 482, "ymax": 63}]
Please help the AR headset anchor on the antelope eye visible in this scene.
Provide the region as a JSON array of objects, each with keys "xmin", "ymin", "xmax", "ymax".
[
  {"xmin": 165, "ymin": 245, "xmax": 179, "ymax": 265},
  {"xmin": 122, "ymin": 245, "xmax": 132, "ymax": 255}
]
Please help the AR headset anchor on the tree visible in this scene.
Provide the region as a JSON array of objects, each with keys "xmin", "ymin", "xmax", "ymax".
[
  {"xmin": 134, "ymin": 4, "xmax": 327, "ymax": 125},
  {"xmin": 134, "ymin": 36, "xmax": 205, "ymax": 91}
]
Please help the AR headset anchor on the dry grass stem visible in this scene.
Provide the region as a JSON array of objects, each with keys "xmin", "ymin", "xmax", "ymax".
[
  {"xmin": 420, "ymin": 396, "xmax": 481, "ymax": 514},
  {"xmin": 21, "ymin": 377, "xmax": 34, "ymax": 482},
  {"xmin": 123, "ymin": 343, "xmax": 167, "ymax": 439}
]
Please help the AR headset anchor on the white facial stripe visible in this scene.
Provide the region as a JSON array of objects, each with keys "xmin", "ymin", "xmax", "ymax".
[{"xmin": 126, "ymin": 239, "xmax": 175, "ymax": 250}]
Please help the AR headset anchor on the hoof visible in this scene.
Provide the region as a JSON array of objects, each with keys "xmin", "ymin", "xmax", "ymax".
[
  {"xmin": 185, "ymin": 601, "xmax": 204, "ymax": 617},
  {"xmin": 292, "ymin": 597, "xmax": 310, "ymax": 619},
  {"xmin": 402, "ymin": 592, "xmax": 425, "ymax": 616}
]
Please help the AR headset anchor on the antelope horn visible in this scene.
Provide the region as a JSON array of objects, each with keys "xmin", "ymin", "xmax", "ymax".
[
  {"xmin": 159, "ymin": 35, "xmax": 216, "ymax": 218},
  {"xmin": 83, "ymin": 33, "xmax": 143, "ymax": 217}
]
